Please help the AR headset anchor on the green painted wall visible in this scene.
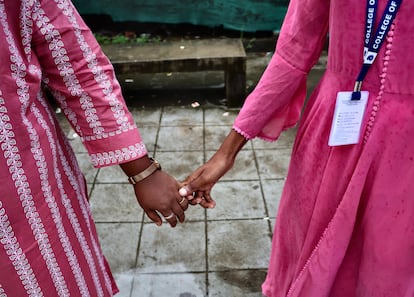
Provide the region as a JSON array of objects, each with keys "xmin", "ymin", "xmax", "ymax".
[{"xmin": 72, "ymin": 0, "xmax": 289, "ymax": 32}]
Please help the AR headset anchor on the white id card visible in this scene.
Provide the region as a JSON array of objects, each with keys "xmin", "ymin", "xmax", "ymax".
[{"xmin": 328, "ymin": 91, "xmax": 369, "ymax": 146}]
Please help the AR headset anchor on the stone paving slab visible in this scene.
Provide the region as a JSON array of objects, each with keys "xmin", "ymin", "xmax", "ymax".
[
  {"xmin": 208, "ymin": 270, "xmax": 267, "ymax": 297},
  {"xmin": 207, "ymin": 181, "xmax": 267, "ymax": 220},
  {"xmin": 71, "ymin": 106, "xmax": 294, "ymax": 297}
]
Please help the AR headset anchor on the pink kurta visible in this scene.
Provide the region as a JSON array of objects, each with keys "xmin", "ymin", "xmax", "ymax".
[
  {"xmin": 0, "ymin": 1, "xmax": 146, "ymax": 296},
  {"xmin": 234, "ymin": 0, "xmax": 414, "ymax": 296}
]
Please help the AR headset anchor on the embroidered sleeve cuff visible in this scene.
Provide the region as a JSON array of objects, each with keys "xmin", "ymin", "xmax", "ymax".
[
  {"xmin": 83, "ymin": 128, "xmax": 148, "ymax": 168},
  {"xmin": 90, "ymin": 141, "xmax": 147, "ymax": 168}
]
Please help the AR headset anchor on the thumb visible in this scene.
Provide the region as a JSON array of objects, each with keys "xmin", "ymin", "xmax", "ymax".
[
  {"xmin": 179, "ymin": 184, "xmax": 193, "ymax": 197},
  {"xmin": 179, "ymin": 169, "xmax": 205, "ymax": 196},
  {"xmin": 179, "ymin": 175, "xmax": 211, "ymax": 199},
  {"xmin": 179, "ymin": 177, "xmax": 205, "ymax": 197}
]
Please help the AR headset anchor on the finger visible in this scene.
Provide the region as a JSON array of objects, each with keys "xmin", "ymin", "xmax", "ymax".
[
  {"xmin": 189, "ymin": 191, "xmax": 204, "ymax": 205},
  {"xmin": 177, "ymin": 196, "xmax": 189, "ymax": 211},
  {"xmin": 172, "ymin": 204, "xmax": 185, "ymax": 223},
  {"xmin": 146, "ymin": 210, "xmax": 162, "ymax": 226},
  {"xmin": 162, "ymin": 212, "xmax": 178, "ymax": 227},
  {"xmin": 199, "ymin": 198, "xmax": 216, "ymax": 209},
  {"xmin": 201, "ymin": 189, "xmax": 213, "ymax": 201},
  {"xmin": 188, "ymin": 199, "xmax": 199, "ymax": 206}
]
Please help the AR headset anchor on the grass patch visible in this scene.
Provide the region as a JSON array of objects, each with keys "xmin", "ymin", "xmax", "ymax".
[{"xmin": 94, "ymin": 33, "xmax": 162, "ymax": 45}]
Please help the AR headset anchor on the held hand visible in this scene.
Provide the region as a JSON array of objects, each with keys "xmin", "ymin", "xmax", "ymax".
[
  {"xmin": 133, "ymin": 170, "xmax": 188, "ymax": 227},
  {"xmin": 179, "ymin": 151, "xmax": 235, "ymax": 208},
  {"xmin": 179, "ymin": 129, "xmax": 248, "ymax": 208}
]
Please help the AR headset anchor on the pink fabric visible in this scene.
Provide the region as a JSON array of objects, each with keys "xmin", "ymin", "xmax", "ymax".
[
  {"xmin": 235, "ymin": 1, "xmax": 414, "ymax": 296},
  {"xmin": 0, "ymin": 0, "xmax": 146, "ymax": 296}
]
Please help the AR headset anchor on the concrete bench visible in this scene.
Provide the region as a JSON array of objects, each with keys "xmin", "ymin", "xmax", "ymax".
[{"xmin": 101, "ymin": 39, "xmax": 246, "ymax": 107}]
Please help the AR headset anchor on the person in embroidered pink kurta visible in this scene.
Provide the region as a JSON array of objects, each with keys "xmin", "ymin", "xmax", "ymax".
[
  {"xmin": 0, "ymin": 1, "xmax": 189, "ymax": 296},
  {"xmin": 180, "ymin": 0, "xmax": 414, "ymax": 296}
]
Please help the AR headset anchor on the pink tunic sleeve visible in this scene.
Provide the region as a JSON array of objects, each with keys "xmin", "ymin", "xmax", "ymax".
[
  {"xmin": 234, "ymin": 0, "xmax": 330, "ymax": 141},
  {"xmin": 31, "ymin": 0, "xmax": 146, "ymax": 167}
]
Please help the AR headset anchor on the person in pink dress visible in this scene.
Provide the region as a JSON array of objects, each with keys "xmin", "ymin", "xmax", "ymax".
[
  {"xmin": 180, "ymin": 0, "xmax": 414, "ymax": 296},
  {"xmin": 0, "ymin": 0, "xmax": 188, "ymax": 296}
]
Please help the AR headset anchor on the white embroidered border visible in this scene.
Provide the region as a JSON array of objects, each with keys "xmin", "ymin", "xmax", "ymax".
[
  {"xmin": 0, "ymin": 3, "xmax": 69, "ymax": 296},
  {"xmin": 90, "ymin": 142, "xmax": 147, "ymax": 167},
  {"xmin": 50, "ymin": 87, "xmax": 147, "ymax": 168},
  {"xmin": 31, "ymin": 97, "xmax": 91, "ymax": 297},
  {"xmin": 37, "ymin": 93, "xmax": 108, "ymax": 296}
]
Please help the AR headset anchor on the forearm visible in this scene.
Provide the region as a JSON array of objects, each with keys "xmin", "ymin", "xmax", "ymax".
[
  {"xmin": 215, "ymin": 129, "xmax": 248, "ymax": 160},
  {"xmin": 179, "ymin": 129, "xmax": 248, "ymax": 206},
  {"xmin": 119, "ymin": 155, "xmax": 153, "ymax": 178}
]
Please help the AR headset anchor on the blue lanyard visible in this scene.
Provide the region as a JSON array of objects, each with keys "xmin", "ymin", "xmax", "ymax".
[{"xmin": 351, "ymin": 0, "xmax": 402, "ymax": 100}]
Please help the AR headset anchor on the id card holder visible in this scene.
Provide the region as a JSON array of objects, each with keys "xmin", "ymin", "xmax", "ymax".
[{"xmin": 328, "ymin": 91, "xmax": 369, "ymax": 146}]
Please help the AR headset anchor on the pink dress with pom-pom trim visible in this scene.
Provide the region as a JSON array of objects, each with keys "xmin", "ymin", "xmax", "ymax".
[{"xmin": 234, "ymin": 1, "xmax": 414, "ymax": 296}]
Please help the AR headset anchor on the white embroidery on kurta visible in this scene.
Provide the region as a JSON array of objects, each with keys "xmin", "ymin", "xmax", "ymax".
[
  {"xmin": 32, "ymin": 0, "xmax": 138, "ymax": 146},
  {"xmin": 52, "ymin": 90, "xmax": 147, "ymax": 166},
  {"xmin": 55, "ymin": 0, "xmax": 131, "ymax": 132},
  {"xmin": 90, "ymin": 142, "xmax": 147, "ymax": 167},
  {"xmin": 0, "ymin": 173, "xmax": 43, "ymax": 297},
  {"xmin": 27, "ymin": 1, "xmax": 145, "ymax": 170},
  {"xmin": 28, "ymin": 64, "xmax": 42, "ymax": 79},
  {"xmin": 57, "ymin": 142, "xmax": 110, "ymax": 297},
  {"xmin": 52, "ymin": 89, "xmax": 146, "ymax": 167},
  {"xmin": 37, "ymin": 93, "xmax": 109, "ymax": 297},
  {"xmin": 20, "ymin": 0, "xmax": 34, "ymax": 57},
  {"xmin": 0, "ymin": 3, "xmax": 69, "ymax": 296},
  {"xmin": 40, "ymin": 78, "xmax": 113, "ymax": 297},
  {"xmin": 39, "ymin": 90, "xmax": 112, "ymax": 296},
  {"xmin": 31, "ymin": 97, "xmax": 92, "ymax": 297},
  {"xmin": 50, "ymin": 88, "xmax": 82, "ymax": 135},
  {"xmin": 32, "ymin": 1, "xmax": 105, "ymax": 138},
  {"xmin": 0, "ymin": 286, "xmax": 7, "ymax": 297}
]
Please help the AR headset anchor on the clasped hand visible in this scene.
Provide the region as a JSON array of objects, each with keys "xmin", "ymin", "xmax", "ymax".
[{"xmin": 134, "ymin": 151, "xmax": 234, "ymax": 227}]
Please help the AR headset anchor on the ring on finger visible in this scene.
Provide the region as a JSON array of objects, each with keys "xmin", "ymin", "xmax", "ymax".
[
  {"xmin": 164, "ymin": 213, "xmax": 175, "ymax": 220},
  {"xmin": 178, "ymin": 197, "xmax": 186, "ymax": 205}
]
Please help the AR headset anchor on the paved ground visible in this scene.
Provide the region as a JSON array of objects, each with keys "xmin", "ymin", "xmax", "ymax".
[
  {"xmin": 60, "ymin": 49, "xmax": 326, "ymax": 297},
  {"xmin": 68, "ymin": 106, "xmax": 295, "ymax": 297}
]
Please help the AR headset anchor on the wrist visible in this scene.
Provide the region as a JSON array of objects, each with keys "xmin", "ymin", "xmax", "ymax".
[
  {"xmin": 120, "ymin": 156, "xmax": 161, "ymax": 184},
  {"xmin": 218, "ymin": 129, "xmax": 248, "ymax": 159},
  {"xmin": 128, "ymin": 158, "xmax": 161, "ymax": 184}
]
